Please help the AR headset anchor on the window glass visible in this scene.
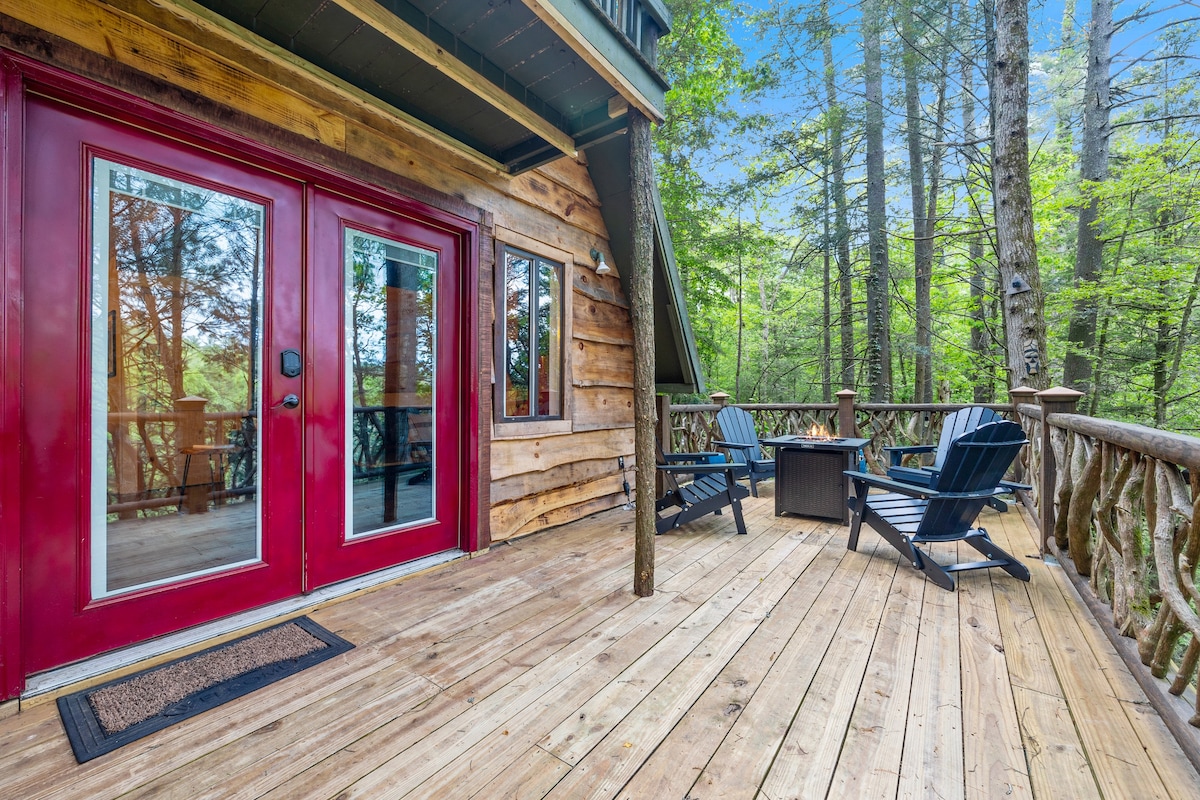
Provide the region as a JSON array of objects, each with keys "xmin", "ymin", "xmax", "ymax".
[{"xmin": 502, "ymin": 248, "xmax": 563, "ymax": 420}]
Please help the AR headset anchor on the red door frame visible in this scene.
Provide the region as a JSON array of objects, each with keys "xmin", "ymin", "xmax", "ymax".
[
  {"xmin": 0, "ymin": 62, "xmax": 27, "ymax": 701},
  {"xmin": 0, "ymin": 54, "xmax": 483, "ymax": 697}
]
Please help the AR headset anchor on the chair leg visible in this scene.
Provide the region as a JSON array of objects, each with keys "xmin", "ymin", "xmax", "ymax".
[
  {"xmin": 912, "ymin": 547, "xmax": 957, "ymax": 591},
  {"xmin": 986, "ymin": 496, "xmax": 1009, "ymax": 513},
  {"xmin": 729, "ymin": 491, "xmax": 747, "ymax": 535},
  {"xmin": 964, "ymin": 529, "xmax": 1031, "ymax": 581},
  {"xmin": 847, "ymin": 485, "xmax": 869, "ymax": 551},
  {"xmin": 748, "ymin": 472, "xmax": 759, "ymax": 498}
]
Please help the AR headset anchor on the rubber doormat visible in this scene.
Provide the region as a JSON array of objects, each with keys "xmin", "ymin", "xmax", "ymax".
[{"xmin": 56, "ymin": 616, "xmax": 353, "ymax": 763}]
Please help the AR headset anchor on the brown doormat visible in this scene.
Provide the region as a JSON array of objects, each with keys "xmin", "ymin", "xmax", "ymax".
[{"xmin": 56, "ymin": 617, "xmax": 353, "ymax": 763}]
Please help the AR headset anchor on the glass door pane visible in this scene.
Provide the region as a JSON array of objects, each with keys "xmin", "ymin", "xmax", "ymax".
[
  {"xmin": 91, "ymin": 159, "xmax": 264, "ymax": 596},
  {"xmin": 345, "ymin": 230, "xmax": 437, "ymax": 538}
]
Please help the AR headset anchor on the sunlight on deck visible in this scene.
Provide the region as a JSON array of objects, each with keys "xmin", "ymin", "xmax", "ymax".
[{"xmin": 2, "ymin": 489, "xmax": 1198, "ymax": 799}]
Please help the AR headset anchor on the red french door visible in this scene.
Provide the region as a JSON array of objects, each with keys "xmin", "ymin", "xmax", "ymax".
[
  {"xmin": 19, "ymin": 93, "xmax": 467, "ymax": 676},
  {"xmin": 21, "ymin": 96, "xmax": 306, "ymax": 672},
  {"xmin": 304, "ymin": 189, "xmax": 462, "ymax": 588}
]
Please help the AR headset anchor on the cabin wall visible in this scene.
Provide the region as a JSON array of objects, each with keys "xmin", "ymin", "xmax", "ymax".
[{"xmin": 0, "ymin": 0, "xmax": 636, "ymax": 547}]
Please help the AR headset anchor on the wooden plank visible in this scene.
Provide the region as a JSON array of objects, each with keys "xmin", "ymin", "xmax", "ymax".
[
  {"xmin": 4, "ymin": 0, "xmax": 345, "ymax": 148},
  {"xmin": 306, "ymin": 520, "xmax": 791, "ymax": 800},
  {"xmin": 574, "ymin": 341, "xmax": 635, "ymax": 388},
  {"xmin": 541, "ymin": 528, "xmax": 814, "ymax": 767},
  {"xmin": 572, "ymin": 386, "xmax": 634, "ymax": 430},
  {"xmin": 1010, "ymin": 686, "xmax": 1101, "ymax": 799},
  {"xmin": 465, "ymin": 745, "xmax": 570, "ymax": 800},
  {"xmin": 574, "ymin": 294, "xmax": 635, "ymax": 346},
  {"xmin": 758, "ymin": 542, "xmax": 902, "ymax": 800},
  {"xmin": 825, "ymin": 555, "xmax": 925, "ymax": 799},
  {"xmin": 895, "ymin": 542, "xmax": 965, "ymax": 800},
  {"xmin": 992, "ymin": 510, "xmax": 1200, "ymax": 800},
  {"xmin": 396, "ymin": 515, "xmax": 806, "ymax": 796},
  {"xmin": 542, "ymin": 544, "xmax": 828, "ymax": 798},
  {"xmin": 686, "ymin": 537, "xmax": 877, "ymax": 798},
  {"xmin": 957, "ymin": 545, "xmax": 1033, "ymax": 799},
  {"xmin": 616, "ymin": 543, "xmax": 848, "ymax": 799},
  {"xmin": 490, "ymin": 429, "xmax": 633, "ymax": 478},
  {"xmin": 328, "ymin": 0, "xmax": 576, "ymax": 158},
  {"xmin": 491, "ymin": 458, "xmax": 627, "ymax": 504},
  {"xmin": 489, "ymin": 474, "xmax": 628, "ymax": 541}
]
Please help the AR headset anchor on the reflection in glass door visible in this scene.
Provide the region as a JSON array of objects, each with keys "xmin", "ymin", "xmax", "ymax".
[
  {"xmin": 345, "ymin": 230, "xmax": 436, "ymax": 537},
  {"xmin": 91, "ymin": 159, "xmax": 263, "ymax": 596}
]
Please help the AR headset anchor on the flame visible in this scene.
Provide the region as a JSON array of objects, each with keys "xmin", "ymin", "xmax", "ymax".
[{"xmin": 806, "ymin": 423, "xmax": 834, "ymax": 440}]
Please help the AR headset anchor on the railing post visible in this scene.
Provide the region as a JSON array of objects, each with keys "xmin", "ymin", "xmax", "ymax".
[
  {"xmin": 1036, "ymin": 386, "xmax": 1084, "ymax": 556},
  {"xmin": 1008, "ymin": 386, "xmax": 1039, "ymax": 485},
  {"xmin": 835, "ymin": 389, "xmax": 858, "ymax": 437},
  {"xmin": 710, "ymin": 391, "xmax": 730, "ymax": 407},
  {"xmin": 175, "ymin": 395, "xmax": 212, "ymax": 515}
]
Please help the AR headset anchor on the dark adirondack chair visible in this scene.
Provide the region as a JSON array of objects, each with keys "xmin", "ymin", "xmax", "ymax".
[
  {"xmin": 656, "ymin": 448, "xmax": 749, "ymax": 535},
  {"xmin": 884, "ymin": 406, "xmax": 1029, "ymax": 511},
  {"xmin": 845, "ymin": 419, "xmax": 1031, "ymax": 590},
  {"xmin": 713, "ymin": 406, "xmax": 776, "ymax": 497}
]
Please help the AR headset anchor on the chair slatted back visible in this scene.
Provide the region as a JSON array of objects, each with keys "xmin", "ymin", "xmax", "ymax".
[
  {"xmin": 917, "ymin": 420, "xmax": 1026, "ymax": 540},
  {"xmin": 715, "ymin": 406, "xmax": 763, "ymax": 465},
  {"xmin": 932, "ymin": 406, "xmax": 1003, "ymax": 468}
]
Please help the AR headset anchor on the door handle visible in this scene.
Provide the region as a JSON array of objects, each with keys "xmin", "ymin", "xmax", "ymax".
[{"xmin": 280, "ymin": 394, "xmax": 300, "ymax": 409}]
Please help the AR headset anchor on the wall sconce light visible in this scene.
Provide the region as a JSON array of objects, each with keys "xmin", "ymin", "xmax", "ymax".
[{"xmin": 590, "ymin": 248, "xmax": 612, "ymax": 276}]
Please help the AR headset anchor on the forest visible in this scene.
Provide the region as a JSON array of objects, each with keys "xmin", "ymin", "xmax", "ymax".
[{"xmin": 652, "ymin": 0, "xmax": 1200, "ymax": 432}]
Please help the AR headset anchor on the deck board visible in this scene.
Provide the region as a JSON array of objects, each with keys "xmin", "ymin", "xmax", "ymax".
[{"xmin": 2, "ymin": 489, "xmax": 1199, "ymax": 799}]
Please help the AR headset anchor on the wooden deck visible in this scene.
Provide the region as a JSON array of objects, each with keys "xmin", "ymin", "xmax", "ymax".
[{"xmin": 4, "ymin": 488, "xmax": 1200, "ymax": 799}]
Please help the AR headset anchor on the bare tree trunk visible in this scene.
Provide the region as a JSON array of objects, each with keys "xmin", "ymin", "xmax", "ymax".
[
  {"xmin": 629, "ymin": 110, "xmax": 657, "ymax": 597},
  {"xmin": 903, "ymin": 1, "xmax": 932, "ymax": 403},
  {"xmin": 821, "ymin": 2, "xmax": 854, "ymax": 390},
  {"xmin": 1062, "ymin": 0, "xmax": 1113, "ymax": 393},
  {"xmin": 992, "ymin": 0, "xmax": 1049, "ymax": 390},
  {"xmin": 864, "ymin": 0, "xmax": 891, "ymax": 400},
  {"xmin": 822, "ymin": 150, "xmax": 833, "ymax": 402}
]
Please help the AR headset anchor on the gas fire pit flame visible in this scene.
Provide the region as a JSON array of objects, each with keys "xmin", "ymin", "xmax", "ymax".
[{"xmin": 804, "ymin": 424, "xmax": 835, "ymax": 441}]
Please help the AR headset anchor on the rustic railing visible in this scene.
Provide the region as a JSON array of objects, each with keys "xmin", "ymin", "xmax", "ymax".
[{"xmin": 1011, "ymin": 390, "xmax": 1200, "ymax": 746}]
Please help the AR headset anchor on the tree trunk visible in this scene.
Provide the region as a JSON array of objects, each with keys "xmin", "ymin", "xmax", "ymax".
[
  {"xmin": 822, "ymin": 3, "xmax": 854, "ymax": 391},
  {"xmin": 992, "ymin": 0, "xmax": 1049, "ymax": 390},
  {"xmin": 629, "ymin": 110, "xmax": 657, "ymax": 597},
  {"xmin": 1062, "ymin": 0, "xmax": 1113, "ymax": 393},
  {"xmin": 864, "ymin": 0, "xmax": 891, "ymax": 400},
  {"xmin": 903, "ymin": 1, "xmax": 932, "ymax": 404}
]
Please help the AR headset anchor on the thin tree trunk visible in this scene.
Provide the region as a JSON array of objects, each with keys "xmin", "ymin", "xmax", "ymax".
[
  {"xmin": 821, "ymin": 2, "xmax": 854, "ymax": 390},
  {"xmin": 864, "ymin": 0, "xmax": 891, "ymax": 400},
  {"xmin": 629, "ymin": 110, "xmax": 657, "ymax": 597},
  {"xmin": 903, "ymin": 1, "xmax": 931, "ymax": 403},
  {"xmin": 992, "ymin": 0, "xmax": 1049, "ymax": 390},
  {"xmin": 822, "ymin": 149, "xmax": 832, "ymax": 403},
  {"xmin": 1062, "ymin": 0, "xmax": 1113, "ymax": 393}
]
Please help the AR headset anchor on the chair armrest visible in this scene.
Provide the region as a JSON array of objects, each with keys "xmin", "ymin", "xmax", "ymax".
[
  {"xmin": 885, "ymin": 465, "xmax": 935, "ymax": 487},
  {"xmin": 882, "ymin": 443, "xmax": 935, "ymax": 466},
  {"xmin": 845, "ymin": 470, "xmax": 1008, "ymax": 502},
  {"xmin": 662, "ymin": 451, "xmax": 723, "ymax": 464},
  {"xmin": 712, "ymin": 440, "xmax": 755, "ymax": 452},
  {"xmin": 658, "ymin": 463, "xmax": 741, "ymax": 477},
  {"xmin": 998, "ymin": 478, "xmax": 1033, "ymax": 492}
]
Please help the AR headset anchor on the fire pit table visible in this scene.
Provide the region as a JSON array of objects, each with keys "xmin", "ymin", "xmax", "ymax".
[{"xmin": 760, "ymin": 434, "xmax": 871, "ymax": 525}]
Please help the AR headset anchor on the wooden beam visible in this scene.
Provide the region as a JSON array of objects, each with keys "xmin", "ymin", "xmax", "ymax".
[
  {"xmin": 328, "ymin": 0, "xmax": 578, "ymax": 160},
  {"xmin": 629, "ymin": 109, "xmax": 656, "ymax": 597},
  {"xmin": 521, "ymin": 0, "xmax": 663, "ymax": 123}
]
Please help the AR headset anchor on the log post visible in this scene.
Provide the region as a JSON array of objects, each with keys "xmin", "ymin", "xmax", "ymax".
[
  {"xmin": 1008, "ymin": 385, "xmax": 1038, "ymax": 484},
  {"xmin": 656, "ymin": 393, "xmax": 671, "ymax": 498},
  {"xmin": 629, "ymin": 109, "xmax": 656, "ymax": 598},
  {"xmin": 1037, "ymin": 386, "xmax": 1084, "ymax": 555},
  {"xmin": 175, "ymin": 395, "xmax": 212, "ymax": 514},
  {"xmin": 836, "ymin": 389, "xmax": 858, "ymax": 437}
]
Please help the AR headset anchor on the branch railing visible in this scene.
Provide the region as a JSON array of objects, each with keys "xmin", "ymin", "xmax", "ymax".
[{"xmin": 670, "ymin": 388, "xmax": 1200, "ymax": 745}]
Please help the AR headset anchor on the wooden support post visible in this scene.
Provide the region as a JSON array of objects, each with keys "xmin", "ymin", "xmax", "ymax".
[
  {"xmin": 1036, "ymin": 386, "xmax": 1084, "ymax": 556},
  {"xmin": 1008, "ymin": 385, "xmax": 1038, "ymax": 485},
  {"xmin": 835, "ymin": 389, "xmax": 858, "ymax": 437},
  {"xmin": 656, "ymin": 393, "xmax": 671, "ymax": 498},
  {"xmin": 175, "ymin": 395, "xmax": 212, "ymax": 515},
  {"xmin": 629, "ymin": 109, "xmax": 656, "ymax": 598}
]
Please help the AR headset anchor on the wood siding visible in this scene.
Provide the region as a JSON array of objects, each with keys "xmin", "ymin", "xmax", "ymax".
[{"xmin": 0, "ymin": 0, "xmax": 635, "ymax": 548}]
